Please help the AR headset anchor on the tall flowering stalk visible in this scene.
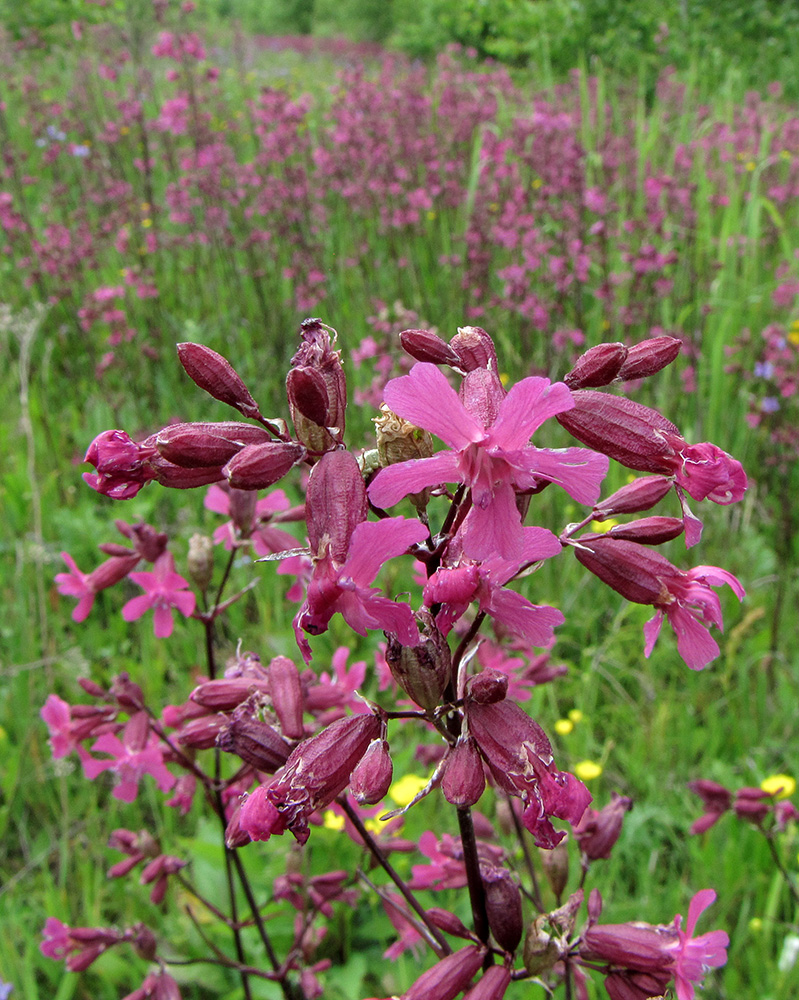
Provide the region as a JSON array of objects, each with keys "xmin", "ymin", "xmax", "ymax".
[{"xmin": 42, "ymin": 317, "xmax": 748, "ymax": 999}]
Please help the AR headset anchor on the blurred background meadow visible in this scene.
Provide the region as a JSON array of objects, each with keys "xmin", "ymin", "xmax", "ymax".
[{"xmin": 2, "ymin": 0, "xmax": 799, "ymax": 996}]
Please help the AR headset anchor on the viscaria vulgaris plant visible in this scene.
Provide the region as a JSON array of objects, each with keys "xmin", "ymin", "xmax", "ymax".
[{"xmin": 44, "ymin": 318, "xmax": 751, "ymax": 998}]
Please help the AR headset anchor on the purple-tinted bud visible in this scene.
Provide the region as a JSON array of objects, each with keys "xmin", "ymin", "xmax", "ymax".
[
  {"xmin": 155, "ymin": 421, "xmax": 272, "ymax": 468},
  {"xmin": 603, "ymin": 970, "xmax": 673, "ymax": 1000},
  {"xmin": 539, "ymin": 838, "xmax": 570, "ymax": 898},
  {"xmin": 600, "ymin": 516, "xmax": 685, "ymax": 545},
  {"xmin": 573, "ymin": 792, "xmax": 633, "ymax": 860},
  {"xmin": 130, "ymin": 923, "xmax": 158, "ymax": 962},
  {"xmin": 227, "ymin": 487, "xmax": 258, "ymax": 534},
  {"xmin": 306, "ymin": 449, "xmax": 368, "ymax": 562},
  {"xmin": 177, "ymin": 342, "xmax": 262, "ymax": 421},
  {"xmin": 733, "ymin": 787, "xmax": 772, "ymax": 824},
  {"xmin": 580, "ymin": 921, "xmax": 676, "ymax": 973},
  {"xmin": 126, "ymin": 522, "xmax": 169, "ymax": 562},
  {"xmin": 557, "ymin": 391, "xmax": 682, "ymax": 473},
  {"xmin": 190, "ymin": 677, "xmax": 270, "ymax": 710},
  {"xmin": 402, "ymin": 944, "xmax": 486, "ymax": 1000},
  {"xmin": 109, "ymin": 673, "xmax": 145, "ymax": 710},
  {"xmin": 441, "ymin": 736, "xmax": 486, "ymax": 807},
  {"xmin": 616, "ymin": 336, "xmax": 682, "ymax": 381},
  {"xmin": 87, "ymin": 554, "xmax": 140, "ymax": 591},
  {"xmin": 426, "ymin": 907, "xmax": 472, "ymax": 939},
  {"xmin": 349, "ymin": 738, "xmax": 393, "ymax": 804},
  {"xmin": 573, "ymin": 537, "xmax": 680, "ymax": 606},
  {"xmin": 450, "ymin": 326, "xmax": 499, "ymax": 372},
  {"xmin": 224, "ymin": 801, "xmax": 252, "ymax": 848},
  {"xmin": 177, "ymin": 713, "xmax": 228, "ymax": 750},
  {"xmin": 216, "ymin": 713, "xmax": 292, "ymax": 772},
  {"xmin": 400, "ymin": 328, "xmax": 463, "ymax": 368},
  {"xmin": 482, "ymin": 865, "xmax": 523, "ymax": 951},
  {"xmin": 564, "ymin": 343, "xmax": 628, "ymax": 389},
  {"xmin": 287, "ymin": 318, "xmax": 347, "ymax": 454},
  {"xmin": 462, "ymin": 964, "xmax": 512, "ymax": 1000},
  {"xmin": 594, "ymin": 476, "xmax": 673, "ymax": 517},
  {"xmin": 384, "ymin": 615, "xmax": 451, "ymax": 710},
  {"xmin": 466, "ymin": 669, "xmax": 508, "ymax": 705},
  {"xmin": 269, "ymin": 655, "xmax": 305, "ymax": 739},
  {"xmin": 223, "ymin": 441, "xmax": 305, "ymax": 490},
  {"xmin": 150, "ymin": 455, "xmax": 225, "ymax": 490}
]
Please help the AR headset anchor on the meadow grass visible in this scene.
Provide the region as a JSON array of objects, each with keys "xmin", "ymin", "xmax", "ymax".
[{"xmin": 1, "ymin": 12, "xmax": 798, "ymax": 999}]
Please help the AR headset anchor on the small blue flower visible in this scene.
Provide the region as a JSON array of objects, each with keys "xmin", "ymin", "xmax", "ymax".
[
  {"xmin": 754, "ymin": 361, "xmax": 774, "ymax": 378},
  {"xmin": 761, "ymin": 396, "xmax": 780, "ymax": 413}
]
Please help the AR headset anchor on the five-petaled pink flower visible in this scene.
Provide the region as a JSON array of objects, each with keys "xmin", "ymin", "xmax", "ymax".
[
  {"xmin": 82, "ymin": 711, "xmax": 175, "ymax": 802},
  {"xmin": 122, "ymin": 551, "xmax": 196, "ymax": 638},
  {"xmin": 368, "ymin": 363, "xmax": 608, "ymax": 561},
  {"xmin": 54, "ymin": 552, "xmax": 96, "ymax": 622},
  {"xmin": 667, "ymin": 889, "xmax": 729, "ymax": 1000}
]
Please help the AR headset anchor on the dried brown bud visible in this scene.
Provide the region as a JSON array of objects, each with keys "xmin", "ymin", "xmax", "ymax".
[
  {"xmin": 177, "ymin": 342, "xmax": 262, "ymax": 420},
  {"xmin": 187, "ymin": 533, "xmax": 214, "ymax": 591},
  {"xmin": 539, "ymin": 838, "xmax": 570, "ymax": 898},
  {"xmin": 384, "ymin": 614, "xmax": 450, "ymax": 710},
  {"xmin": 374, "ymin": 404, "xmax": 434, "ymax": 468},
  {"xmin": 523, "ymin": 916, "xmax": 560, "ymax": 976}
]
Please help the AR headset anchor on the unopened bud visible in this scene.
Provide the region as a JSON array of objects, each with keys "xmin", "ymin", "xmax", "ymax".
[
  {"xmin": 190, "ymin": 677, "xmax": 270, "ymax": 710},
  {"xmin": 557, "ymin": 391, "xmax": 681, "ymax": 473},
  {"xmin": 400, "ymin": 328, "xmax": 462, "ymax": 368},
  {"xmin": 573, "ymin": 536, "xmax": 679, "ymax": 605},
  {"xmin": 130, "ymin": 923, "xmax": 158, "ymax": 962},
  {"xmin": 217, "ymin": 713, "xmax": 292, "ymax": 772},
  {"xmin": 539, "ymin": 838, "xmax": 570, "ymax": 898},
  {"xmin": 177, "ymin": 713, "xmax": 228, "ymax": 750},
  {"xmin": 269, "ymin": 655, "xmax": 305, "ymax": 739},
  {"xmin": 188, "ymin": 533, "xmax": 214, "ymax": 590},
  {"xmin": 287, "ymin": 318, "xmax": 347, "ymax": 454},
  {"xmin": 349, "ymin": 738, "xmax": 393, "ymax": 804},
  {"xmin": 87, "ymin": 554, "xmax": 140, "ymax": 591},
  {"xmin": 306, "ymin": 449, "xmax": 368, "ymax": 562},
  {"xmin": 223, "ymin": 441, "xmax": 305, "ymax": 490},
  {"xmin": 404, "ymin": 944, "xmax": 485, "ymax": 1000},
  {"xmin": 574, "ymin": 793, "xmax": 633, "ymax": 860},
  {"xmin": 482, "ymin": 865, "xmax": 523, "ymax": 951},
  {"xmin": 616, "ymin": 336, "xmax": 681, "ymax": 381},
  {"xmin": 462, "ymin": 965, "xmax": 512, "ymax": 1000},
  {"xmin": 594, "ymin": 476, "xmax": 672, "ymax": 517},
  {"xmin": 466, "ymin": 669, "xmax": 508, "ymax": 705},
  {"xmin": 451, "ymin": 326, "xmax": 498, "ymax": 372},
  {"xmin": 177, "ymin": 342, "xmax": 262, "ymax": 420},
  {"xmin": 564, "ymin": 343, "xmax": 627, "ymax": 388},
  {"xmin": 150, "ymin": 455, "xmax": 226, "ymax": 490},
  {"xmin": 384, "ymin": 617, "xmax": 450, "ymax": 710},
  {"xmin": 426, "ymin": 907, "xmax": 472, "ymax": 939},
  {"xmin": 156, "ymin": 421, "xmax": 272, "ymax": 468},
  {"xmin": 441, "ymin": 736, "xmax": 486, "ymax": 807},
  {"xmin": 523, "ymin": 916, "xmax": 560, "ymax": 976},
  {"xmin": 600, "ymin": 516, "xmax": 684, "ymax": 545}
]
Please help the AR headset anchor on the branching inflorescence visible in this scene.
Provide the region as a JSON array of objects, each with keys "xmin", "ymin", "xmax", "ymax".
[{"xmin": 43, "ymin": 318, "xmax": 759, "ymax": 999}]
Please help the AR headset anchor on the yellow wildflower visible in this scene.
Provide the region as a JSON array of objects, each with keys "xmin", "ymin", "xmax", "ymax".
[
  {"xmin": 389, "ymin": 774, "xmax": 428, "ymax": 806},
  {"xmin": 574, "ymin": 760, "xmax": 603, "ymax": 781},
  {"xmin": 760, "ymin": 774, "xmax": 796, "ymax": 799}
]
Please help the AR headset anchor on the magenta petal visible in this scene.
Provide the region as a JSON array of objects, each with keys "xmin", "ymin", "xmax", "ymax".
[
  {"xmin": 668, "ymin": 605, "xmax": 720, "ymax": 670},
  {"xmin": 153, "ymin": 605, "xmax": 175, "ymax": 638},
  {"xmin": 520, "ymin": 445, "xmax": 609, "ymax": 504},
  {"xmin": 344, "ymin": 517, "xmax": 428, "ymax": 586},
  {"xmin": 643, "ymin": 611, "xmax": 664, "ymax": 657},
  {"xmin": 488, "ymin": 589, "xmax": 564, "ymax": 648},
  {"xmin": 383, "ymin": 363, "xmax": 484, "ymax": 449},
  {"xmin": 204, "ymin": 484, "xmax": 231, "ymax": 515},
  {"xmin": 462, "ymin": 483, "xmax": 524, "ymax": 562},
  {"xmin": 689, "ymin": 566, "xmax": 745, "ymax": 601},
  {"xmin": 349, "ymin": 591, "xmax": 419, "ymax": 645},
  {"xmin": 684, "ymin": 889, "xmax": 717, "ymax": 937},
  {"xmin": 368, "ymin": 451, "xmax": 462, "ymax": 507},
  {"xmin": 424, "ymin": 564, "xmax": 480, "ymax": 607},
  {"xmin": 172, "ymin": 590, "xmax": 197, "ymax": 617},
  {"xmin": 517, "ymin": 526, "xmax": 562, "ymax": 564},
  {"xmin": 72, "ymin": 593, "xmax": 96, "ymax": 622},
  {"xmin": 491, "ymin": 377, "xmax": 574, "ymax": 450},
  {"xmin": 122, "ymin": 594, "xmax": 153, "ymax": 622}
]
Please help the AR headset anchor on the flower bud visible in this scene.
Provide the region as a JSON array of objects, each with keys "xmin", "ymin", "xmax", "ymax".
[
  {"xmin": 441, "ymin": 736, "xmax": 485, "ymax": 806},
  {"xmin": 87, "ymin": 554, "xmax": 140, "ymax": 591},
  {"xmin": 400, "ymin": 328, "xmax": 462, "ymax": 368},
  {"xmin": 177, "ymin": 713, "xmax": 228, "ymax": 750},
  {"xmin": 187, "ymin": 533, "xmax": 214, "ymax": 591},
  {"xmin": 594, "ymin": 476, "xmax": 672, "ymax": 517},
  {"xmin": 155, "ymin": 421, "xmax": 272, "ymax": 468},
  {"xmin": 269, "ymin": 655, "xmax": 305, "ymax": 739},
  {"xmin": 177, "ymin": 342, "xmax": 262, "ymax": 421},
  {"xmin": 462, "ymin": 964, "xmax": 512, "ymax": 1000},
  {"xmin": 190, "ymin": 677, "xmax": 270, "ymax": 710},
  {"xmin": 384, "ymin": 617, "xmax": 451, "ymax": 711},
  {"xmin": 482, "ymin": 865, "xmax": 523, "ymax": 951},
  {"xmin": 523, "ymin": 916, "xmax": 560, "ymax": 976},
  {"xmin": 466, "ymin": 669, "xmax": 508, "ymax": 705},
  {"xmin": 216, "ymin": 712, "xmax": 292, "ymax": 772},
  {"xmin": 83, "ymin": 429, "xmax": 158, "ymax": 499},
  {"xmin": 733, "ymin": 787, "xmax": 772, "ymax": 824},
  {"xmin": 306, "ymin": 449, "xmax": 368, "ymax": 562},
  {"xmin": 223, "ymin": 441, "xmax": 305, "ymax": 490},
  {"xmin": 150, "ymin": 455, "xmax": 226, "ymax": 490},
  {"xmin": 564, "ymin": 342, "xmax": 628, "ymax": 388},
  {"xmin": 403, "ymin": 944, "xmax": 485, "ymax": 1000},
  {"xmin": 573, "ymin": 793, "xmax": 633, "ymax": 860},
  {"xmin": 557, "ymin": 391, "xmax": 681, "ymax": 473},
  {"xmin": 287, "ymin": 318, "xmax": 347, "ymax": 454},
  {"xmin": 130, "ymin": 923, "xmax": 158, "ymax": 962},
  {"xmin": 616, "ymin": 335, "xmax": 681, "ymax": 381},
  {"xmin": 601, "ymin": 516, "xmax": 685, "ymax": 545},
  {"xmin": 573, "ymin": 536, "xmax": 679, "ymax": 605},
  {"xmin": 539, "ymin": 838, "xmax": 570, "ymax": 898},
  {"xmin": 349, "ymin": 738, "xmax": 393, "ymax": 804},
  {"xmin": 451, "ymin": 326, "xmax": 499, "ymax": 372},
  {"xmin": 426, "ymin": 907, "xmax": 472, "ymax": 939}
]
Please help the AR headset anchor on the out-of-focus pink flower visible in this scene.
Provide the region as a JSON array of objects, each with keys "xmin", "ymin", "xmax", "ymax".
[
  {"xmin": 687, "ymin": 779, "xmax": 732, "ymax": 834},
  {"xmin": 122, "ymin": 552, "xmax": 196, "ymax": 638},
  {"xmin": 573, "ymin": 792, "xmax": 633, "ymax": 860},
  {"xmin": 368, "ymin": 363, "xmax": 607, "ymax": 561},
  {"xmin": 83, "ymin": 712, "xmax": 175, "ymax": 802},
  {"xmin": 40, "ymin": 917, "xmax": 124, "ymax": 971},
  {"xmin": 667, "ymin": 889, "xmax": 729, "ymax": 1000},
  {"xmin": 54, "ymin": 553, "xmax": 95, "ymax": 621}
]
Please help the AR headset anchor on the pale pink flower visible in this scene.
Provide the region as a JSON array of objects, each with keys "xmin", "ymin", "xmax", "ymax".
[
  {"xmin": 667, "ymin": 889, "xmax": 729, "ymax": 1000},
  {"xmin": 122, "ymin": 552, "xmax": 196, "ymax": 638},
  {"xmin": 368, "ymin": 363, "xmax": 607, "ymax": 561}
]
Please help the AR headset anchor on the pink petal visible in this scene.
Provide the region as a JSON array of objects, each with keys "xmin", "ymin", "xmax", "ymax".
[
  {"xmin": 461, "ymin": 483, "xmax": 524, "ymax": 561},
  {"xmin": 368, "ymin": 451, "xmax": 462, "ymax": 508},
  {"xmin": 344, "ymin": 517, "xmax": 428, "ymax": 585},
  {"xmin": 643, "ymin": 611, "xmax": 664, "ymax": 657},
  {"xmin": 153, "ymin": 604, "xmax": 175, "ymax": 638},
  {"xmin": 689, "ymin": 566, "xmax": 745, "ymax": 601},
  {"xmin": 490, "ymin": 377, "xmax": 574, "ymax": 449},
  {"xmin": 171, "ymin": 590, "xmax": 197, "ymax": 618},
  {"xmin": 487, "ymin": 589, "xmax": 564, "ymax": 648},
  {"xmin": 356, "ymin": 592, "xmax": 419, "ymax": 645},
  {"xmin": 684, "ymin": 889, "xmax": 717, "ymax": 938},
  {"xmin": 383, "ymin": 363, "xmax": 484, "ymax": 449},
  {"xmin": 72, "ymin": 593, "xmax": 96, "ymax": 622},
  {"xmin": 519, "ymin": 446, "xmax": 609, "ymax": 505},
  {"xmin": 668, "ymin": 605, "xmax": 720, "ymax": 670},
  {"xmin": 204, "ymin": 484, "xmax": 231, "ymax": 515},
  {"xmin": 122, "ymin": 594, "xmax": 153, "ymax": 622}
]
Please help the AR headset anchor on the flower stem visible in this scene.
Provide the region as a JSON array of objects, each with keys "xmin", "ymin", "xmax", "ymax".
[{"xmin": 456, "ymin": 805, "xmax": 490, "ymax": 946}]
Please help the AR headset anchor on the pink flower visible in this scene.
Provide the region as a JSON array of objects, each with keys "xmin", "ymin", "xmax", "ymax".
[
  {"xmin": 204, "ymin": 484, "xmax": 300, "ymax": 556},
  {"xmin": 423, "ymin": 527, "xmax": 564, "ymax": 647},
  {"xmin": 40, "ymin": 694, "xmax": 78, "ymax": 759},
  {"xmin": 54, "ymin": 553, "xmax": 95, "ymax": 621},
  {"xmin": 368, "ymin": 363, "xmax": 608, "ymax": 561},
  {"xmin": 122, "ymin": 552, "xmax": 196, "ymax": 638},
  {"xmin": 83, "ymin": 712, "xmax": 175, "ymax": 802},
  {"xmin": 667, "ymin": 890, "xmax": 729, "ymax": 1000}
]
